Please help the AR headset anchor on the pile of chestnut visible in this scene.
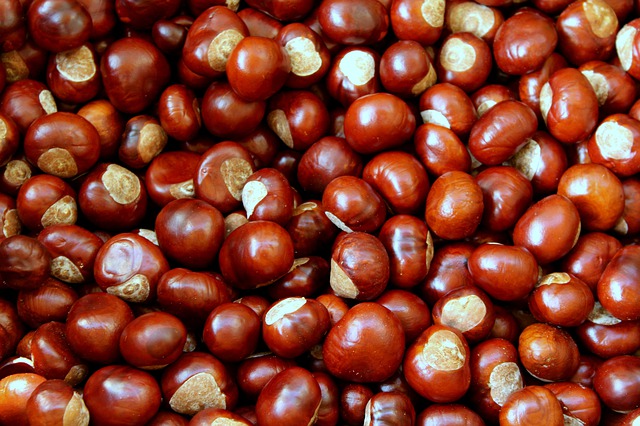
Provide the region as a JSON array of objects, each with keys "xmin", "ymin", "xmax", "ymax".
[{"xmin": 0, "ymin": 0, "xmax": 640, "ymax": 424}]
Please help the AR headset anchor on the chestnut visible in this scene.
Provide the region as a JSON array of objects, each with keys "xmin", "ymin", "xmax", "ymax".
[
  {"xmin": 317, "ymin": 0, "xmax": 388, "ymax": 46},
  {"xmin": 27, "ymin": 0, "xmax": 92, "ymax": 53},
  {"xmin": 145, "ymin": 151, "xmax": 199, "ymax": 207},
  {"xmin": 46, "ymin": 44, "xmax": 101, "ymax": 105},
  {"xmin": 518, "ymin": 323, "xmax": 580, "ymax": 382},
  {"xmin": 376, "ymin": 289, "xmax": 432, "ymax": 344},
  {"xmin": 16, "ymin": 174, "xmax": 77, "ymax": 232},
  {"xmin": 499, "ymin": 386, "xmax": 564, "ymax": 426},
  {"xmin": 236, "ymin": 353, "xmax": 297, "ymax": 401},
  {"xmin": 588, "ymin": 113, "xmax": 640, "ymax": 177},
  {"xmin": 561, "ymin": 232, "xmax": 622, "ymax": 292},
  {"xmin": 390, "ymin": 0, "xmax": 445, "ymax": 46},
  {"xmin": 30, "ymin": 321, "xmax": 87, "ymax": 385},
  {"xmin": 528, "ymin": 272, "xmax": 595, "ymax": 327},
  {"xmin": 518, "ymin": 53, "xmax": 569, "ymax": 121},
  {"xmin": 26, "ymin": 379, "xmax": 89, "ymax": 426},
  {"xmin": 419, "ymin": 82, "xmax": 477, "ymax": 138},
  {"xmin": 77, "ymin": 99, "xmax": 125, "ymax": 161},
  {"xmin": 322, "ymin": 176, "xmax": 386, "ymax": 233},
  {"xmin": 414, "ymin": 123, "xmax": 471, "ymax": 176},
  {"xmin": 242, "ymin": 168, "xmax": 295, "ymax": 225},
  {"xmin": 0, "ymin": 79, "xmax": 57, "ymax": 134},
  {"xmin": 417, "ymin": 403, "xmax": 486, "ymax": 425},
  {"xmin": 597, "ymin": 244, "xmax": 640, "ymax": 321},
  {"xmin": 340, "ymin": 383, "xmax": 374, "ymax": 426},
  {"xmin": 364, "ymin": 391, "xmax": 415, "ymax": 426},
  {"xmin": 445, "ymin": 0, "xmax": 503, "ymax": 44},
  {"xmin": 0, "ymin": 373, "xmax": 47, "ymax": 426},
  {"xmin": 0, "ymin": 235, "xmax": 51, "ymax": 290},
  {"xmin": 202, "ymin": 82, "xmax": 266, "ymax": 140},
  {"xmin": 286, "ymin": 201, "xmax": 339, "ymax": 257},
  {"xmin": 118, "ymin": 115, "xmax": 168, "ymax": 170},
  {"xmin": 435, "ymin": 32, "xmax": 492, "ymax": 93},
  {"xmin": 203, "ymin": 302, "xmax": 261, "ymax": 363},
  {"xmin": 545, "ymin": 381, "xmax": 602, "ymax": 426},
  {"xmin": 17, "ymin": 278, "xmax": 78, "ymax": 328},
  {"xmin": 379, "ymin": 40, "xmax": 436, "ymax": 97},
  {"xmin": 0, "ymin": 298, "xmax": 25, "ymax": 362},
  {"xmin": 593, "ymin": 355, "xmax": 640, "ymax": 413},
  {"xmin": 323, "ymin": 302, "xmax": 405, "ymax": 383},
  {"xmin": 420, "ymin": 242, "xmax": 475, "ymax": 306},
  {"xmin": 0, "ymin": 113, "xmax": 19, "ymax": 167},
  {"xmin": 326, "ymin": 46, "xmax": 381, "ymax": 107}
]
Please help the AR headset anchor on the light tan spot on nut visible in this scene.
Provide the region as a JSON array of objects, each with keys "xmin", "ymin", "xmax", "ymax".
[
  {"xmin": 63, "ymin": 391, "xmax": 90, "ymax": 426},
  {"xmin": 411, "ymin": 63, "xmax": 437, "ymax": 95},
  {"xmin": 285, "ymin": 37, "xmax": 322, "ymax": 77},
  {"xmin": 588, "ymin": 301, "xmax": 622, "ymax": 325},
  {"xmin": 137, "ymin": 229, "xmax": 158, "ymax": 245},
  {"xmin": 169, "ymin": 179, "xmax": 195, "ymax": 200},
  {"xmin": 267, "ymin": 109, "xmax": 294, "ymax": 148},
  {"xmin": 423, "ymin": 329, "xmax": 466, "ymax": 370},
  {"xmin": 440, "ymin": 295, "xmax": 486, "ymax": 332},
  {"xmin": 169, "ymin": 372, "xmax": 226, "ymax": 415},
  {"xmin": 106, "ymin": 274, "xmax": 150, "ymax": 303},
  {"xmin": 224, "ymin": 212, "xmax": 248, "ymax": 237},
  {"xmin": 102, "ymin": 164, "xmax": 141, "ymax": 204},
  {"xmin": 3, "ymin": 160, "xmax": 32, "ymax": 186},
  {"xmin": 56, "ymin": 46, "xmax": 96, "ymax": 82},
  {"xmin": 489, "ymin": 362, "xmax": 523, "ymax": 406},
  {"xmin": 616, "ymin": 25, "xmax": 636, "ymax": 71},
  {"xmin": 265, "ymin": 297, "xmax": 307, "ymax": 325},
  {"xmin": 595, "ymin": 121, "xmax": 634, "ymax": 160},
  {"xmin": 220, "ymin": 158, "xmax": 253, "ymax": 200},
  {"xmin": 37, "ymin": 148, "xmax": 78, "ymax": 178},
  {"xmin": 537, "ymin": 272, "xmax": 571, "ymax": 287},
  {"xmin": 539, "ymin": 83, "xmax": 553, "ymax": 123},
  {"xmin": 448, "ymin": 2, "xmax": 495, "ymax": 38},
  {"xmin": 339, "ymin": 50, "xmax": 375, "ymax": 86},
  {"xmin": 139, "ymin": 123, "xmax": 168, "ymax": 164},
  {"xmin": 476, "ymin": 100, "xmax": 496, "ymax": 117},
  {"xmin": 330, "ymin": 259, "xmax": 359, "ymax": 299},
  {"xmin": 564, "ymin": 415, "xmax": 587, "ymax": 425},
  {"xmin": 225, "ymin": 0, "xmax": 240, "ymax": 11},
  {"xmin": 0, "ymin": 51, "xmax": 29, "ymax": 83},
  {"xmin": 39, "ymin": 90, "xmax": 58, "ymax": 114},
  {"xmin": 508, "ymin": 139, "xmax": 540, "ymax": 181},
  {"xmin": 583, "ymin": 0, "xmax": 618, "ymax": 39},
  {"xmin": 421, "ymin": 109, "xmax": 451, "ymax": 128},
  {"xmin": 211, "ymin": 419, "xmax": 248, "ymax": 426},
  {"xmin": 208, "ymin": 29, "xmax": 244, "ymax": 72},
  {"xmin": 51, "ymin": 256, "xmax": 84, "ymax": 284},
  {"xmin": 2, "ymin": 209, "xmax": 20, "ymax": 238},
  {"xmin": 581, "ymin": 70, "xmax": 609, "ymax": 106},
  {"xmin": 41, "ymin": 195, "xmax": 77, "ymax": 227},
  {"xmin": 614, "ymin": 217, "xmax": 629, "ymax": 235},
  {"xmin": 440, "ymin": 38, "xmax": 476, "ymax": 72},
  {"xmin": 293, "ymin": 201, "xmax": 318, "ymax": 215},
  {"xmin": 242, "ymin": 180, "xmax": 268, "ymax": 218},
  {"xmin": 422, "ymin": 0, "xmax": 445, "ymax": 28},
  {"xmin": 324, "ymin": 211, "xmax": 353, "ymax": 233},
  {"xmin": 0, "ymin": 118, "xmax": 7, "ymax": 142},
  {"xmin": 425, "ymin": 231, "xmax": 434, "ymax": 271}
]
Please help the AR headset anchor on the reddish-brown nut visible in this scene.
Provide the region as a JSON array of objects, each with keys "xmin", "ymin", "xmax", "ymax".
[
  {"xmin": 468, "ymin": 243, "xmax": 539, "ymax": 302},
  {"xmin": 65, "ymin": 292, "xmax": 134, "ymax": 364},
  {"xmin": 0, "ymin": 235, "xmax": 51, "ymax": 290},
  {"xmin": 414, "ymin": 123, "xmax": 471, "ymax": 176},
  {"xmin": 420, "ymin": 242, "xmax": 475, "ymax": 306},
  {"xmin": 30, "ymin": 321, "xmax": 87, "ymax": 385},
  {"xmin": 499, "ymin": 386, "xmax": 564, "ymax": 426},
  {"xmin": 0, "ymin": 298, "xmax": 26, "ymax": 362},
  {"xmin": 556, "ymin": 0, "xmax": 619, "ymax": 66},
  {"xmin": 539, "ymin": 68, "xmax": 599, "ymax": 144},
  {"xmin": 445, "ymin": 0, "xmax": 503, "ymax": 44},
  {"xmin": 78, "ymin": 163, "xmax": 148, "ymax": 232},
  {"xmin": 0, "ymin": 193, "xmax": 20, "ymax": 241},
  {"xmin": 436, "ymin": 32, "xmax": 492, "ymax": 93},
  {"xmin": 579, "ymin": 60, "xmax": 637, "ymax": 116},
  {"xmin": 26, "ymin": 379, "xmax": 89, "ymax": 426},
  {"xmin": 403, "ymin": 324, "xmax": 471, "ymax": 403},
  {"xmin": 0, "ymin": 79, "xmax": 57, "ymax": 136},
  {"xmin": 152, "ymin": 17, "xmax": 191, "ymax": 55},
  {"xmin": 425, "ymin": 171, "xmax": 484, "ymax": 240},
  {"xmin": 513, "ymin": 194, "xmax": 581, "ymax": 265},
  {"xmin": 262, "ymin": 297, "xmax": 330, "ymax": 359},
  {"xmin": 317, "ymin": 0, "xmax": 388, "ymax": 46},
  {"xmin": 379, "ymin": 40, "xmax": 436, "ymax": 97},
  {"xmin": 255, "ymin": 366, "xmax": 322, "ymax": 426},
  {"xmin": 561, "ymin": 232, "xmax": 622, "ymax": 291},
  {"xmin": 157, "ymin": 84, "xmax": 201, "ymax": 142},
  {"xmin": 326, "ymin": 46, "xmax": 381, "ymax": 107},
  {"xmin": 160, "ymin": 351, "xmax": 238, "ymax": 416},
  {"xmin": 155, "ymin": 199, "xmax": 225, "ymax": 269},
  {"xmin": 340, "ymin": 384, "xmax": 374, "ymax": 425},
  {"xmin": 17, "ymin": 278, "xmax": 77, "ymax": 328},
  {"xmin": 616, "ymin": 177, "xmax": 640, "ymax": 235},
  {"xmin": 598, "ymin": 245, "xmax": 640, "ymax": 321},
  {"xmin": 588, "ymin": 113, "xmax": 640, "ymax": 177},
  {"xmin": 577, "ymin": 301, "xmax": 640, "ymax": 358},
  {"xmin": 119, "ymin": 311, "xmax": 187, "ymax": 370},
  {"xmin": 390, "ymin": 0, "xmax": 445, "ymax": 45},
  {"xmin": 363, "ymin": 391, "xmax": 415, "ymax": 425},
  {"xmin": 468, "ymin": 100, "xmax": 538, "ymax": 166},
  {"xmin": 316, "ymin": 294, "xmax": 349, "ymax": 327},
  {"xmin": 16, "ymin": 174, "xmax": 77, "ymax": 232},
  {"xmin": 322, "ymin": 176, "xmax": 386, "ymax": 233},
  {"xmin": 432, "ymin": 286, "xmax": 495, "ymax": 343},
  {"xmin": 545, "ymin": 382, "xmax": 602, "ymax": 426},
  {"xmin": 76, "ymin": 99, "xmax": 124, "ymax": 161},
  {"xmin": 286, "ymin": 201, "xmax": 339, "ymax": 257},
  {"xmin": 100, "ymin": 37, "xmax": 170, "ymax": 114},
  {"xmin": 468, "ymin": 338, "xmax": 523, "ymax": 423},
  {"xmin": 182, "ymin": 6, "xmax": 248, "ymax": 79},
  {"xmin": 219, "ymin": 220, "xmax": 294, "ymax": 290},
  {"xmin": 242, "ymin": 168, "xmax": 295, "ymax": 225},
  {"xmin": 275, "ymin": 22, "xmax": 330, "ymax": 89},
  {"xmin": 236, "ymin": 353, "xmax": 297, "ymax": 401},
  {"xmin": 375, "ymin": 289, "xmax": 431, "ymax": 344},
  {"xmin": 378, "ymin": 215, "xmax": 433, "ymax": 289},
  {"xmin": 471, "ymin": 84, "xmax": 516, "ymax": 117},
  {"xmin": 417, "ymin": 403, "xmax": 486, "ymax": 425},
  {"xmin": 27, "ymin": 0, "xmax": 92, "ymax": 53},
  {"xmin": 0, "ymin": 0, "xmax": 26, "ymax": 52},
  {"xmin": 329, "ymin": 232, "xmax": 390, "ymax": 301},
  {"xmin": 507, "ymin": 130, "xmax": 569, "ymax": 196},
  {"xmin": 93, "ymin": 233, "xmax": 170, "ymax": 303},
  {"xmin": 115, "ymin": 0, "xmax": 180, "ymax": 30},
  {"xmin": 518, "ymin": 53, "xmax": 569, "ymax": 121},
  {"xmin": 529, "ymin": 272, "xmax": 595, "ymax": 327},
  {"xmin": 362, "ymin": 151, "xmax": 429, "ymax": 216},
  {"xmin": 237, "ymin": 125, "xmax": 280, "ymax": 169},
  {"xmin": 419, "ymin": 83, "xmax": 477, "ymax": 138},
  {"xmin": 226, "ymin": 36, "xmax": 291, "ymax": 102},
  {"xmin": 45, "ymin": 44, "xmax": 101, "ymax": 104},
  {"xmin": 323, "ymin": 302, "xmax": 405, "ymax": 383},
  {"xmin": 0, "ymin": 373, "xmax": 47, "ymax": 426},
  {"xmin": 201, "ymin": 80, "xmax": 265, "ymax": 140},
  {"xmin": 84, "ymin": 365, "xmax": 162, "ymax": 426},
  {"xmin": 145, "ymin": 151, "xmax": 200, "ymax": 207},
  {"xmin": 519, "ymin": 323, "xmax": 580, "ymax": 382},
  {"xmin": 616, "ymin": 18, "xmax": 640, "ymax": 79},
  {"xmin": 343, "ymin": 92, "xmax": 415, "ymax": 155},
  {"xmin": 266, "ymin": 256, "xmax": 329, "ymax": 299},
  {"xmin": 244, "ymin": 0, "xmax": 314, "ymax": 22},
  {"xmin": 557, "ymin": 163, "xmax": 625, "ymax": 231},
  {"xmin": 118, "ymin": 115, "xmax": 168, "ymax": 169},
  {"xmin": 238, "ymin": 7, "xmax": 283, "ymax": 39},
  {"xmin": 312, "ymin": 371, "xmax": 339, "ymax": 426},
  {"xmin": 493, "ymin": 8, "xmax": 557, "ymax": 75},
  {"xmin": 296, "ymin": 136, "xmax": 363, "ymax": 195},
  {"xmin": 194, "ymin": 141, "xmax": 256, "ymax": 214},
  {"xmin": 593, "ymin": 355, "xmax": 640, "ymax": 413},
  {"xmin": 202, "ymin": 302, "xmax": 260, "ymax": 363}
]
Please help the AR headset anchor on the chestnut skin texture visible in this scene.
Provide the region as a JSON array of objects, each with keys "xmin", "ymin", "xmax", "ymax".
[
  {"xmin": 597, "ymin": 244, "xmax": 640, "ymax": 321},
  {"xmin": 499, "ymin": 386, "xmax": 564, "ymax": 426},
  {"xmin": 518, "ymin": 323, "xmax": 580, "ymax": 382},
  {"xmin": 323, "ymin": 302, "xmax": 405, "ymax": 383},
  {"xmin": 593, "ymin": 355, "xmax": 640, "ymax": 413}
]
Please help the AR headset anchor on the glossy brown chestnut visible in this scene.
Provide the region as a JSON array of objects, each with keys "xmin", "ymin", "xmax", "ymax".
[
  {"xmin": 17, "ymin": 278, "xmax": 77, "ymax": 328},
  {"xmin": 545, "ymin": 381, "xmax": 602, "ymax": 426},
  {"xmin": 0, "ymin": 79, "xmax": 57, "ymax": 135},
  {"xmin": 323, "ymin": 302, "xmax": 404, "ymax": 383},
  {"xmin": 0, "ymin": 113, "xmax": 19, "ymax": 167},
  {"xmin": 518, "ymin": 323, "xmax": 580, "ymax": 382},
  {"xmin": 45, "ymin": 44, "xmax": 101, "ymax": 104},
  {"xmin": 267, "ymin": 256, "xmax": 329, "ymax": 299},
  {"xmin": 390, "ymin": 0, "xmax": 445, "ymax": 45},
  {"xmin": 617, "ymin": 177, "xmax": 640, "ymax": 235},
  {"xmin": 529, "ymin": 272, "xmax": 595, "ymax": 327},
  {"xmin": 0, "ymin": 235, "xmax": 51, "ymax": 290},
  {"xmin": 499, "ymin": 386, "xmax": 564, "ymax": 426},
  {"xmin": 598, "ymin": 244, "xmax": 640, "ymax": 321},
  {"xmin": 593, "ymin": 355, "xmax": 640, "ymax": 413},
  {"xmin": 471, "ymin": 83, "xmax": 516, "ymax": 117},
  {"xmin": 237, "ymin": 7, "xmax": 282, "ymax": 39},
  {"xmin": 445, "ymin": 0, "xmax": 503, "ymax": 44},
  {"xmin": 322, "ymin": 176, "xmax": 386, "ymax": 233},
  {"xmin": 414, "ymin": 123, "xmax": 471, "ymax": 176},
  {"xmin": 83, "ymin": 365, "xmax": 162, "ymax": 426},
  {"xmin": 0, "ymin": 298, "xmax": 25, "ymax": 362},
  {"xmin": 363, "ymin": 391, "xmax": 415, "ymax": 426},
  {"xmin": 420, "ymin": 242, "xmax": 475, "ymax": 306},
  {"xmin": 27, "ymin": 0, "xmax": 92, "ymax": 53},
  {"xmin": 118, "ymin": 115, "xmax": 168, "ymax": 169},
  {"xmin": 317, "ymin": 0, "xmax": 388, "ymax": 46},
  {"xmin": 0, "ymin": 373, "xmax": 46, "ymax": 426},
  {"xmin": 26, "ymin": 379, "xmax": 89, "ymax": 426},
  {"xmin": 425, "ymin": 171, "xmax": 484, "ymax": 240},
  {"xmin": 236, "ymin": 353, "xmax": 296, "ymax": 401},
  {"xmin": 436, "ymin": 32, "xmax": 492, "ymax": 93},
  {"xmin": 16, "ymin": 174, "xmax": 77, "ymax": 232},
  {"xmin": 432, "ymin": 286, "xmax": 495, "ymax": 344},
  {"xmin": 203, "ymin": 302, "xmax": 260, "ymax": 363},
  {"xmin": 242, "ymin": 168, "xmax": 295, "ymax": 225},
  {"xmin": 326, "ymin": 46, "xmax": 381, "ymax": 107},
  {"xmin": 403, "ymin": 324, "xmax": 471, "ymax": 403},
  {"xmin": 561, "ymin": 232, "xmax": 622, "ymax": 291},
  {"xmin": 417, "ymin": 403, "xmax": 486, "ymax": 426},
  {"xmin": 518, "ymin": 53, "xmax": 569, "ymax": 121},
  {"xmin": 512, "ymin": 194, "xmax": 581, "ymax": 265},
  {"xmin": 276, "ymin": 23, "xmax": 330, "ymax": 89},
  {"xmin": 65, "ymin": 292, "xmax": 134, "ymax": 364},
  {"xmin": 379, "ymin": 40, "xmax": 436, "ymax": 98},
  {"xmin": 376, "ymin": 289, "xmax": 431, "ymax": 344},
  {"xmin": 144, "ymin": 151, "xmax": 199, "ymax": 207},
  {"xmin": 286, "ymin": 201, "xmax": 339, "ymax": 257},
  {"xmin": 76, "ymin": 99, "xmax": 124, "ymax": 161},
  {"xmin": 30, "ymin": 321, "xmax": 87, "ymax": 385},
  {"xmin": 340, "ymin": 384, "xmax": 374, "ymax": 426},
  {"xmin": 100, "ymin": 37, "xmax": 170, "ymax": 114},
  {"xmin": 588, "ymin": 113, "xmax": 640, "ymax": 177},
  {"xmin": 579, "ymin": 60, "xmax": 637, "ymax": 116},
  {"xmin": 419, "ymin": 82, "xmax": 477, "ymax": 138},
  {"xmin": 329, "ymin": 231, "xmax": 390, "ymax": 300}
]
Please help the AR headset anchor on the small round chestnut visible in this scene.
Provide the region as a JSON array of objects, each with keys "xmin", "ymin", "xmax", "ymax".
[
  {"xmin": 518, "ymin": 323, "xmax": 581, "ymax": 382},
  {"xmin": 499, "ymin": 386, "xmax": 564, "ymax": 426},
  {"xmin": 26, "ymin": 379, "xmax": 89, "ymax": 426},
  {"xmin": 593, "ymin": 355, "xmax": 640, "ymax": 413},
  {"xmin": 203, "ymin": 302, "xmax": 261, "ymax": 363}
]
